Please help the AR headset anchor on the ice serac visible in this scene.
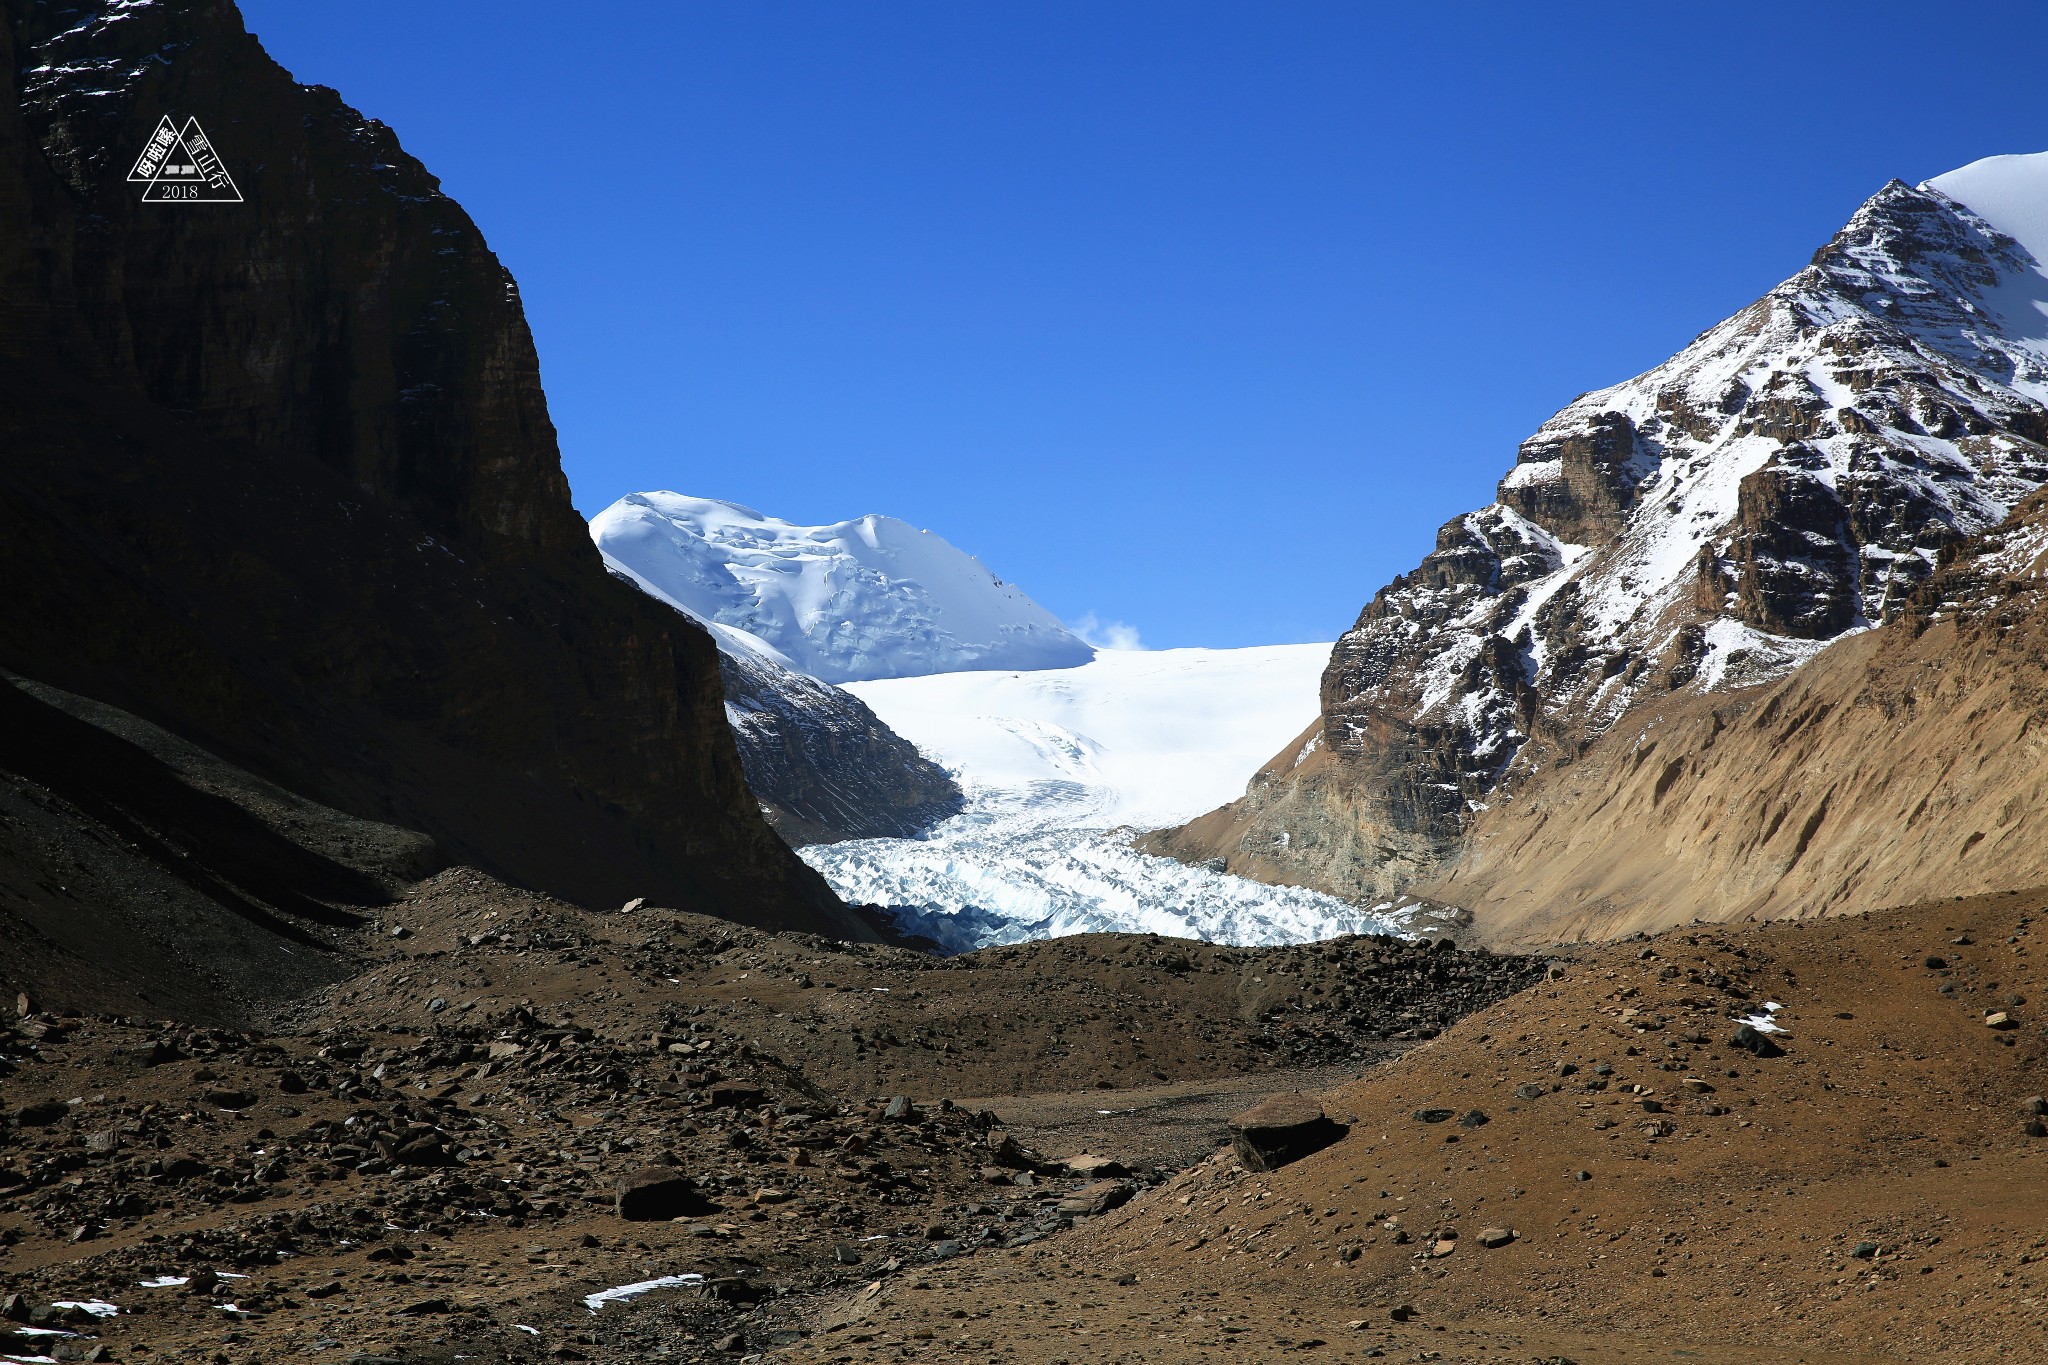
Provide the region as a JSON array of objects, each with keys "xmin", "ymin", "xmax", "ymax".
[
  {"xmin": 1150, "ymin": 155, "xmax": 2048, "ymax": 907},
  {"xmin": 591, "ymin": 492, "xmax": 1096, "ymax": 682},
  {"xmin": 600, "ymin": 558, "xmax": 964, "ymax": 845},
  {"xmin": 0, "ymin": 0, "xmax": 864, "ymax": 1015}
]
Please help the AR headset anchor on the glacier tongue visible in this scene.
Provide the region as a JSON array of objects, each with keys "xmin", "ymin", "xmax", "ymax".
[{"xmin": 796, "ymin": 645, "xmax": 1422, "ymax": 951}]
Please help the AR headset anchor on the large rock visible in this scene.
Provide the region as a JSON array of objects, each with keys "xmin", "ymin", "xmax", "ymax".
[
  {"xmin": 615, "ymin": 1166, "xmax": 712, "ymax": 1222},
  {"xmin": 1056, "ymin": 1180, "xmax": 1133, "ymax": 1217},
  {"xmin": 1228, "ymin": 1092, "xmax": 1349, "ymax": 1172}
]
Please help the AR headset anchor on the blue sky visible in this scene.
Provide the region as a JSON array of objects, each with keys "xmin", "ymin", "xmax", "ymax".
[{"xmin": 239, "ymin": 1, "xmax": 2048, "ymax": 649}]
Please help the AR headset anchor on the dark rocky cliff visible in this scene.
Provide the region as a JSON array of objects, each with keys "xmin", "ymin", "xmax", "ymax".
[
  {"xmin": 0, "ymin": 0, "xmax": 865, "ymax": 1005},
  {"xmin": 711, "ymin": 634, "xmax": 964, "ymax": 846}
]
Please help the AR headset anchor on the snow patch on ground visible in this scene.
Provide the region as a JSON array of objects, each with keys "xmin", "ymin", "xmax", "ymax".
[{"xmin": 583, "ymin": 1274, "xmax": 704, "ymax": 1312}]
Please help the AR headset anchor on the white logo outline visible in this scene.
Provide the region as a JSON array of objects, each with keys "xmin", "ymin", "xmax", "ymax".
[{"xmin": 129, "ymin": 114, "xmax": 242, "ymax": 202}]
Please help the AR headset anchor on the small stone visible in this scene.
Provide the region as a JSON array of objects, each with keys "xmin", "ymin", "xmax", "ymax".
[
  {"xmin": 620, "ymin": 898, "xmax": 646, "ymax": 913},
  {"xmin": 1477, "ymin": 1227, "xmax": 1515, "ymax": 1248},
  {"xmin": 204, "ymin": 1088, "xmax": 256, "ymax": 1111},
  {"xmin": 427, "ymin": 997, "xmax": 448, "ymax": 1013},
  {"xmin": 1923, "ymin": 955, "xmax": 1947, "ymax": 970},
  {"xmin": 1388, "ymin": 1305, "xmax": 1415, "ymax": 1322},
  {"xmin": 13, "ymin": 992, "xmax": 33, "ymax": 1018},
  {"xmin": 1851, "ymin": 1241, "xmax": 1879, "ymax": 1259},
  {"xmin": 1984, "ymin": 1012, "xmax": 2016, "ymax": 1030},
  {"xmin": 1573, "ymin": 1169, "xmax": 1592, "ymax": 1182},
  {"xmin": 882, "ymin": 1096, "xmax": 914, "ymax": 1122},
  {"xmin": 2025, "ymin": 1119, "xmax": 2048, "ymax": 1139},
  {"xmin": 1456, "ymin": 1109, "xmax": 1489, "ymax": 1129},
  {"xmin": 1060, "ymin": 1153, "xmax": 1128, "ymax": 1178},
  {"xmin": 833, "ymin": 1243, "xmax": 862, "ymax": 1265},
  {"xmin": 388, "ymin": 925, "xmax": 411, "ymax": 939},
  {"xmin": 1411, "ymin": 1108, "xmax": 1455, "ymax": 1124},
  {"xmin": 1682, "ymin": 1077, "xmax": 1716, "ymax": 1093},
  {"xmin": 1514, "ymin": 1083, "xmax": 1545, "ymax": 1100}
]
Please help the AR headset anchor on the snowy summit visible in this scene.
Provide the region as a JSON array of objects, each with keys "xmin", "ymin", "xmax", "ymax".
[{"xmin": 591, "ymin": 492, "xmax": 1093, "ymax": 682}]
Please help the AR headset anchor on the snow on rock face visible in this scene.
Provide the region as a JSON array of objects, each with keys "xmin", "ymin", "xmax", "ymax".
[
  {"xmin": 590, "ymin": 493, "xmax": 1093, "ymax": 683},
  {"xmin": 1169, "ymin": 156, "xmax": 2048, "ymax": 905},
  {"xmin": 798, "ymin": 645, "xmax": 1421, "ymax": 950}
]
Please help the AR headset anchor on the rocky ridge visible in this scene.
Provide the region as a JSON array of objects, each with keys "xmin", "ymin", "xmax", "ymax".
[{"xmin": 1152, "ymin": 156, "xmax": 2048, "ymax": 907}]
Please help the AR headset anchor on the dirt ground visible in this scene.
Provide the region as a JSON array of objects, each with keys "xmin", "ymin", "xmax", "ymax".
[{"xmin": 4, "ymin": 874, "xmax": 2044, "ymax": 1363}]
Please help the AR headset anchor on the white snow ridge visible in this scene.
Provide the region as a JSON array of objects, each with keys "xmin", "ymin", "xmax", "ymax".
[
  {"xmin": 799, "ymin": 647, "xmax": 1415, "ymax": 952},
  {"xmin": 590, "ymin": 492, "xmax": 1093, "ymax": 683}
]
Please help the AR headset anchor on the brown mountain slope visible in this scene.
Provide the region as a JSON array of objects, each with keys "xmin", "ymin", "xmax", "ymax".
[
  {"xmin": 1427, "ymin": 488, "xmax": 2048, "ymax": 947},
  {"xmin": 0, "ymin": 0, "xmax": 860, "ymax": 1016}
]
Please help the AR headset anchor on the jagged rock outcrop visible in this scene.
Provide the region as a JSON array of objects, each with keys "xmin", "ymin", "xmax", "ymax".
[
  {"xmin": 716, "ymin": 643, "xmax": 964, "ymax": 846},
  {"xmin": 0, "ymin": 0, "xmax": 863, "ymax": 998},
  {"xmin": 1152, "ymin": 156, "xmax": 2048, "ymax": 908},
  {"xmin": 652, "ymin": 602, "xmax": 964, "ymax": 845}
]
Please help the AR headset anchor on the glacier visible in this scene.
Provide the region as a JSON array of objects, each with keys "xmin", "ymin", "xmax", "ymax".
[{"xmin": 798, "ymin": 646, "xmax": 1427, "ymax": 951}]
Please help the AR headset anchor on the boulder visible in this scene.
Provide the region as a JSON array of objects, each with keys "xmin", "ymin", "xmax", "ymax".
[
  {"xmin": 1229, "ymin": 1092, "xmax": 1349, "ymax": 1172},
  {"xmin": 11, "ymin": 1100, "xmax": 68, "ymax": 1128},
  {"xmin": 615, "ymin": 1165, "xmax": 712, "ymax": 1221},
  {"xmin": 1730, "ymin": 1024, "xmax": 1783, "ymax": 1058},
  {"xmin": 1056, "ymin": 1180, "xmax": 1133, "ymax": 1217}
]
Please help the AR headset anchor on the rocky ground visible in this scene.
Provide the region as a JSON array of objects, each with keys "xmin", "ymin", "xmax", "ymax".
[
  {"xmin": 0, "ymin": 869, "xmax": 1537, "ymax": 1364},
  {"xmin": 790, "ymin": 886, "xmax": 2048, "ymax": 1364},
  {"xmin": 8, "ymin": 874, "xmax": 2045, "ymax": 1363}
]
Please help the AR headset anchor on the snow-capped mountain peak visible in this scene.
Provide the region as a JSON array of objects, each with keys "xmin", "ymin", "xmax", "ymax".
[
  {"xmin": 592, "ymin": 492, "xmax": 1094, "ymax": 683},
  {"xmin": 1160, "ymin": 151, "xmax": 2048, "ymax": 908}
]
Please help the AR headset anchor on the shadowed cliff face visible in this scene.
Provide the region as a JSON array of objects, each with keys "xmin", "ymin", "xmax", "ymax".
[{"xmin": 0, "ymin": 0, "xmax": 863, "ymax": 959}]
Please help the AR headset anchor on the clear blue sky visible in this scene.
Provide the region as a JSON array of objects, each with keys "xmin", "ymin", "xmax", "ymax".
[{"xmin": 239, "ymin": 1, "xmax": 2048, "ymax": 649}]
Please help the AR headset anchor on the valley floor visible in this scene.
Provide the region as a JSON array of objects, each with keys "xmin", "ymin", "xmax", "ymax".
[{"xmin": 5, "ymin": 875, "xmax": 2045, "ymax": 1362}]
